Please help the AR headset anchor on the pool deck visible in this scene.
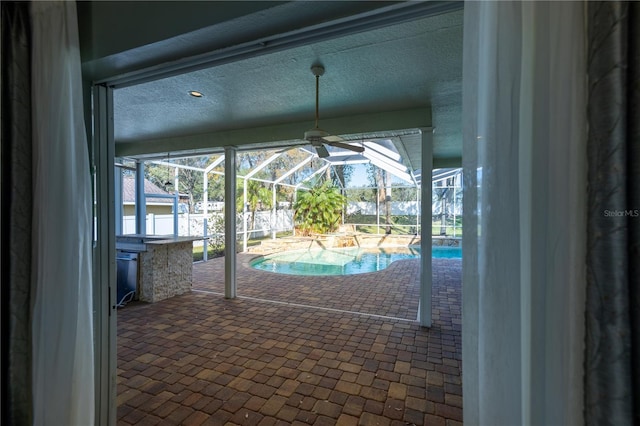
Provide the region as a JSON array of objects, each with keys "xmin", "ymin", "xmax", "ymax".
[{"xmin": 117, "ymin": 253, "xmax": 462, "ymax": 425}]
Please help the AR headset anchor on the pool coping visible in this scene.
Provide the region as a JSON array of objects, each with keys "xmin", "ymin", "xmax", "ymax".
[{"xmin": 248, "ymin": 234, "xmax": 460, "ymax": 255}]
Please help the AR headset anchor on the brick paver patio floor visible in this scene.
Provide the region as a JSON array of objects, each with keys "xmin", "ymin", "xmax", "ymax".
[{"xmin": 117, "ymin": 254, "xmax": 462, "ymax": 425}]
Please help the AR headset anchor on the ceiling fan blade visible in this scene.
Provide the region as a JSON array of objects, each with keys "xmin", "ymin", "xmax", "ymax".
[
  {"xmin": 315, "ymin": 144, "xmax": 330, "ymax": 158},
  {"xmin": 322, "ymin": 135, "xmax": 344, "ymax": 143},
  {"xmin": 326, "ymin": 140, "xmax": 365, "ymax": 153},
  {"xmin": 276, "ymin": 143, "xmax": 306, "ymax": 153}
]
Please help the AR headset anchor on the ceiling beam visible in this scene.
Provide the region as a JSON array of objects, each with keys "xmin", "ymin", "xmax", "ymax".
[
  {"xmin": 115, "ymin": 107, "xmax": 432, "ymax": 157},
  {"xmin": 433, "ymin": 157, "xmax": 462, "ymax": 168},
  {"xmin": 97, "ymin": 1, "xmax": 463, "ymax": 88}
]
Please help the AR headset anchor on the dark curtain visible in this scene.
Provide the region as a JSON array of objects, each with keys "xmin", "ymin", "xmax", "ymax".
[
  {"xmin": 1, "ymin": 2, "xmax": 33, "ymax": 425},
  {"xmin": 585, "ymin": 2, "xmax": 640, "ymax": 425}
]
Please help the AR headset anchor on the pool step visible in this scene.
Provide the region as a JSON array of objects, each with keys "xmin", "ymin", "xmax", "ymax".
[{"xmin": 248, "ymin": 238, "xmax": 318, "ymax": 254}]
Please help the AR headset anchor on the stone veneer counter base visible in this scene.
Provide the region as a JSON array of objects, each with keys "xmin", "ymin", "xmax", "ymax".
[{"xmin": 136, "ymin": 236, "xmax": 201, "ymax": 303}]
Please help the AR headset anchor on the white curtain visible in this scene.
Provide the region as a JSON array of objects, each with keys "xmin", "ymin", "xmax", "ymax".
[
  {"xmin": 30, "ymin": 1, "xmax": 95, "ymax": 424},
  {"xmin": 462, "ymin": 1, "xmax": 587, "ymax": 425}
]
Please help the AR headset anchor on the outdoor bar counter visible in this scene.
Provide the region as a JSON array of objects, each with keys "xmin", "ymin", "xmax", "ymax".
[{"xmin": 116, "ymin": 235, "xmax": 201, "ymax": 303}]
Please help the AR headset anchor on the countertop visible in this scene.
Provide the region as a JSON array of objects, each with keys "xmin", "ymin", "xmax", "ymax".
[
  {"xmin": 144, "ymin": 236, "xmax": 204, "ymax": 245},
  {"xmin": 116, "ymin": 235, "xmax": 205, "ymax": 252}
]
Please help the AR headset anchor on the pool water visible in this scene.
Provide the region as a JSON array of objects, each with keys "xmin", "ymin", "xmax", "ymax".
[{"xmin": 250, "ymin": 246, "xmax": 461, "ymax": 276}]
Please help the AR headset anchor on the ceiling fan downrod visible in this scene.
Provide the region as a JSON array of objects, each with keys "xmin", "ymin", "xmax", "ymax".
[{"xmin": 311, "ymin": 65, "xmax": 325, "ymax": 130}]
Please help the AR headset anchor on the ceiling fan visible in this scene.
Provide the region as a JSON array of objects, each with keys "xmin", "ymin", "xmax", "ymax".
[{"xmin": 303, "ymin": 65, "xmax": 364, "ymax": 158}]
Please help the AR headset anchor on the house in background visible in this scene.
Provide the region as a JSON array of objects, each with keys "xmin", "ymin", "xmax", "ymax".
[{"xmin": 121, "ymin": 176, "xmax": 174, "ymax": 216}]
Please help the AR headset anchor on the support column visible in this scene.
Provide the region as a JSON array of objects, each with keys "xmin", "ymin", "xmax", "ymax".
[
  {"xmin": 376, "ymin": 186, "xmax": 380, "ymax": 234},
  {"xmin": 173, "ymin": 167, "xmax": 179, "ymax": 237},
  {"xmin": 416, "ymin": 186, "xmax": 420, "ymax": 235},
  {"xmin": 272, "ymin": 184, "xmax": 277, "ymax": 239},
  {"xmin": 293, "ymin": 190, "xmax": 298, "ymax": 236},
  {"xmin": 243, "ymin": 177, "xmax": 248, "ymax": 252},
  {"xmin": 419, "ymin": 128, "xmax": 433, "ymax": 327},
  {"xmin": 135, "ymin": 160, "xmax": 146, "ymax": 235},
  {"xmin": 453, "ymin": 177, "xmax": 457, "ymax": 238},
  {"xmin": 224, "ymin": 147, "xmax": 237, "ymax": 298},
  {"xmin": 203, "ymin": 171, "xmax": 208, "ymax": 262},
  {"xmin": 115, "ymin": 164, "xmax": 123, "ymax": 235}
]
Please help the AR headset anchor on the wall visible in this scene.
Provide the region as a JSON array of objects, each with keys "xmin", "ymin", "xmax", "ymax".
[{"xmin": 122, "ymin": 204, "xmax": 172, "ymax": 216}]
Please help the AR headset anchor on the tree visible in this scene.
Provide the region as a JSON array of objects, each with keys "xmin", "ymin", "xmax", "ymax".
[
  {"xmin": 331, "ymin": 164, "xmax": 353, "ymax": 188},
  {"xmin": 293, "ymin": 182, "xmax": 346, "ymax": 235},
  {"xmin": 238, "ymin": 150, "xmax": 270, "ymax": 171},
  {"xmin": 433, "ymin": 177, "xmax": 455, "ymax": 235},
  {"xmin": 367, "ymin": 164, "xmax": 393, "ymax": 234},
  {"xmin": 145, "ymin": 156, "xmax": 212, "ymax": 213},
  {"xmin": 206, "ymin": 214, "xmax": 225, "ymax": 256},
  {"xmin": 145, "ymin": 162, "xmax": 174, "ymax": 191},
  {"xmin": 328, "ymin": 164, "xmax": 353, "ymax": 219},
  {"xmin": 173, "ymin": 157, "xmax": 209, "ymax": 212},
  {"xmin": 207, "ymin": 173, "xmax": 225, "ymax": 202},
  {"xmin": 236, "ymin": 179, "xmax": 272, "ymax": 238}
]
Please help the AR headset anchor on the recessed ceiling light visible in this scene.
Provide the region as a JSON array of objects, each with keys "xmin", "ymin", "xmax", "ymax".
[{"xmin": 188, "ymin": 91, "xmax": 204, "ymax": 98}]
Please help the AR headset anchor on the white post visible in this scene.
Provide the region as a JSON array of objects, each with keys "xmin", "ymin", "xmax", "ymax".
[
  {"xmin": 203, "ymin": 170, "xmax": 208, "ymax": 262},
  {"xmin": 416, "ymin": 186, "xmax": 420, "ymax": 235},
  {"xmin": 173, "ymin": 166, "xmax": 179, "ymax": 237},
  {"xmin": 376, "ymin": 186, "xmax": 380, "ymax": 234},
  {"xmin": 419, "ymin": 128, "xmax": 433, "ymax": 327},
  {"xmin": 149, "ymin": 213, "xmax": 155, "ymax": 235},
  {"xmin": 453, "ymin": 177, "xmax": 457, "ymax": 238},
  {"xmin": 135, "ymin": 161, "xmax": 146, "ymax": 235},
  {"xmin": 293, "ymin": 190, "xmax": 298, "ymax": 236},
  {"xmin": 341, "ymin": 188, "xmax": 345, "ymax": 226},
  {"xmin": 115, "ymin": 165, "xmax": 123, "ymax": 235},
  {"xmin": 243, "ymin": 177, "xmax": 248, "ymax": 252},
  {"xmin": 272, "ymin": 184, "xmax": 277, "ymax": 240},
  {"xmin": 386, "ymin": 182, "xmax": 392, "ymax": 234},
  {"xmin": 224, "ymin": 147, "xmax": 237, "ymax": 298}
]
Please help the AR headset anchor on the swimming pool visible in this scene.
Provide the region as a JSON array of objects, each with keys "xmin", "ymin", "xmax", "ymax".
[{"xmin": 250, "ymin": 246, "xmax": 461, "ymax": 276}]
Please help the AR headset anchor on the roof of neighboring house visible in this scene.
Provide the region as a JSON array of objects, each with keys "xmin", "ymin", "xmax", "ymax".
[{"xmin": 122, "ymin": 176, "xmax": 174, "ymax": 205}]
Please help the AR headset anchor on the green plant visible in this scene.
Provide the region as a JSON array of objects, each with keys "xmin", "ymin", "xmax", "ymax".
[
  {"xmin": 293, "ymin": 182, "xmax": 346, "ymax": 235},
  {"xmin": 206, "ymin": 214, "xmax": 226, "ymax": 256},
  {"xmin": 237, "ymin": 179, "xmax": 273, "ymax": 238}
]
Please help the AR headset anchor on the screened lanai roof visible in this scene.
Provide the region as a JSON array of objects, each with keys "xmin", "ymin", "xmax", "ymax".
[
  {"xmin": 138, "ymin": 135, "xmax": 426, "ymax": 189},
  {"xmin": 432, "ymin": 167, "xmax": 463, "ymax": 184}
]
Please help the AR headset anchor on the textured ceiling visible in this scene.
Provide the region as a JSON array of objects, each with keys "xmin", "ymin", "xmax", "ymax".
[{"xmin": 102, "ymin": 2, "xmax": 463, "ymax": 171}]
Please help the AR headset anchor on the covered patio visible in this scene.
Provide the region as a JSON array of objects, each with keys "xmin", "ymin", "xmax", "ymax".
[{"xmin": 116, "ymin": 257, "xmax": 462, "ymax": 425}]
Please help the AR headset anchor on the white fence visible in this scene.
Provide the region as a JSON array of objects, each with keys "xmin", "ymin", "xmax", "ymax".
[
  {"xmin": 346, "ymin": 201, "xmax": 420, "ymax": 216},
  {"xmin": 122, "ymin": 210, "xmax": 295, "ymax": 239},
  {"xmin": 346, "ymin": 201, "xmax": 461, "ymax": 217},
  {"xmin": 122, "ymin": 200, "xmax": 461, "ymax": 239}
]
